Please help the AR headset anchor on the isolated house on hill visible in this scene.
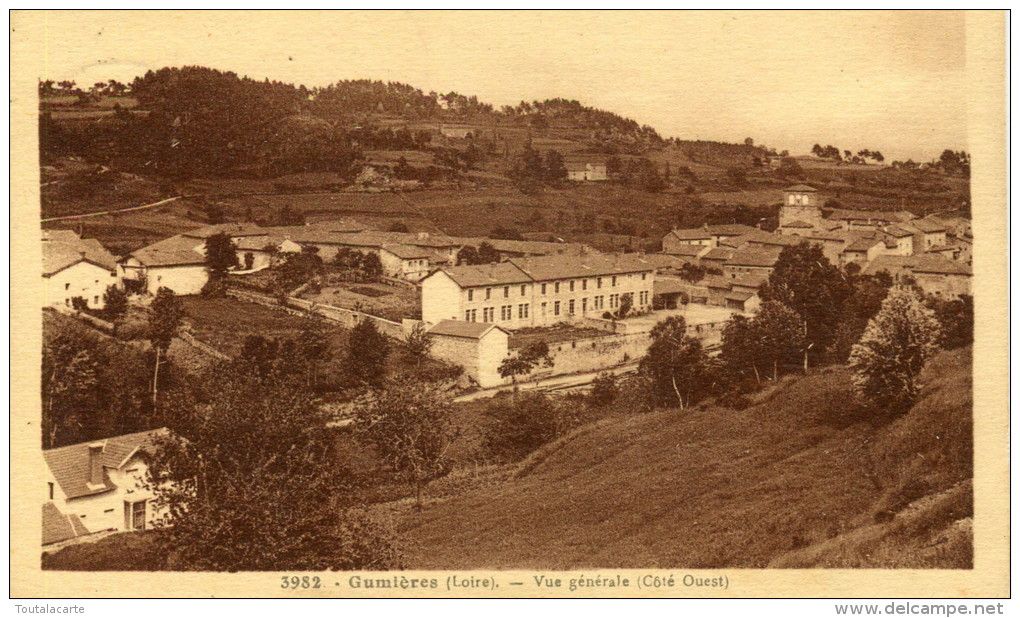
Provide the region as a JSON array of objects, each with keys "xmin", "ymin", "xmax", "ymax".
[
  {"xmin": 565, "ymin": 159, "xmax": 608, "ymax": 182},
  {"xmin": 43, "ymin": 429, "xmax": 166, "ymax": 546},
  {"xmin": 42, "ymin": 229, "xmax": 119, "ymax": 310}
]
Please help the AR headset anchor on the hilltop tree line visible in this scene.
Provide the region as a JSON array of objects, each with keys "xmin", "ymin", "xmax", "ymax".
[
  {"xmin": 811, "ymin": 143, "xmax": 885, "ymax": 165},
  {"xmin": 39, "ymin": 67, "xmax": 662, "ymax": 179}
]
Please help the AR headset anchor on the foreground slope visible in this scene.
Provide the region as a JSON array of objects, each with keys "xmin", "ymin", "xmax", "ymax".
[{"xmin": 399, "ymin": 348, "xmax": 973, "ymax": 569}]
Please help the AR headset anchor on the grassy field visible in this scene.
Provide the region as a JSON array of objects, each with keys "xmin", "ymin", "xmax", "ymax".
[
  {"xmin": 180, "ymin": 296, "xmax": 340, "ymax": 358},
  {"xmin": 301, "ymin": 282, "xmax": 421, "ymax": 322},
  {"xmin": 395, "ymin": 347, "xmax": 973, "ymax": 569}
]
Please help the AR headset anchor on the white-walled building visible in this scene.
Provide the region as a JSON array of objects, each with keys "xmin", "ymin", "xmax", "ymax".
[
  {"xmin": 43, "ymin": 430, "xmax": 166, "ymax": 546},
  {"xmin": 120, "ymin": 234, "xmax": 209, "ymax": 295},
  {"xmin": 421, "ymin": 253, "xmax": 656, "ymax": 329},
  {"xmin": 42, "ymin": 229, "xmax": 120, "ymax": 310},
  {"xmin": 426, "ymin": 320, "xmax": 510, "ymax": 388}
]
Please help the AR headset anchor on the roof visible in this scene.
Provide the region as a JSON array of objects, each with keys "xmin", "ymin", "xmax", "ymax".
[
  {"xmin": 44, "ymin": 429, "xmax": 165, "ymax": 500},
  {"xmin": 126, "ymin": 234, "xmax": 206, "ymax": 267},
  {"xmin": 731, "ymin": 273, "xmax": 768, "ymax": 289},
  {"xmin": 725, "ymin": 290, "xmax": 756, "ymax": 302},
  {"xmin": 435, "ymin": 261, "xmax": 532, "ymax": 288},
  {"xmin": 707, "ymin": 224, "xmax": 759, "ymax": 236},
  {"xmin": 825, "ymin": 208, "xmax": 915, "ymax": 224},
  {"xmin": 663, "ymin": 243, "xmax": 709, "ymax": 257},
  {"xmin": 669, "ymin": 228, "xmax": 712, "ymax": 241},
  {"xmin": 43, "ymin": 502, "xmax": 90, "ymax": 545},
  {"xmin": 862, "ymin": 255, "xmax": 972, "ymax": 277},
  {"xmin": 653, "ymin": 278, "xmax": 688, "ymax": 296},
  {"xmin": 882, "ymin": 225, "xmax": 915, "ymax": 238},
  {"xmin": 725, "ymin": 249, "xmax": 781, "ymax": 268},
  {"xmin": 42, "ymin": 230, "xmax": 118, "ymax": 276},
  {"xmin": 844, "ymin": 237, "xmax": 883, "ymax": 252},
  {"xmin": 510, "ymin": 253, "xmax": 656, "ymax": 282},
  {"xmin": 784, "ymin": 184, "xmax": 818, "ymax": 192},
  {"xmin": 468, "ymin": 237, "xmax": 591, "ymax": 257},
  {"xmin": 781, "ymin": 219, "xmax": 815, "ymax": 229},
  {"xmin": 428, "ymin": 319, "xmax": 508, "ymax": 339},
  {"xmin": 235, "ymin": 236, "xmax": 288, "ymax": 251},
  {"xmin": 903, "ymin": 218, "xmax": 947, "ymax": 233},
  {"xmin": 704, "ymin": 275, "xmax": 733, "ymax": 289},
  {"xmin": 381, "ymin": 243, "xmax": 432, "ymax": 259},
  {"xmin": 726, "ymin": 229, "xmax": 803, "ymax": 249},
  {"xmin": 701, "ymin": 247, "xmax": 735, "ymax": 261}
]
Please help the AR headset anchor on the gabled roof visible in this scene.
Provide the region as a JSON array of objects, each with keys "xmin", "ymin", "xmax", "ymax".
[
  {"xmin": 663, "ymin": 243, "xmax": 709, "ymax": 258},
  {"xmin": 42, "ymin": 502, "xmax": 90, "ymax": 545},
  {"xmin": 42, "ymin": 230, "xmax": 118, "ymax": 276},
  {"xmin": 125, "ymin": 234, "xmax": 206, "ymax": 267},
  {"xmin": 882, "ymin": 225, "xmax": 915, "ymax": 238},
  {"xmin": 435, "ymin": 261, "xmax": 532, "ymax": 288},
  {"xmin": 902, "ymin": 218, "xmax": 947, "ymax": 233},
  {"xmin": 468, "ymin": 237, "xmax": 591, "ymax": 257},
  {"xmin": 652, "ymin": 278, "xmax": 688, "ymax": 295},
  {"xmin": 182, "ymin": 222, "xmax": 267, "ymax": 239},
  {"xmin": 428, "ymin": 319, "xmax": 508, "ymax": 339},
  {"xmin": 669, "ymin": 228, "xmax": 712, "ymax": 241},
  {"xmin": 862, "ymin": 255, "xmax": 972, "ymax": 277},
  {"xmin": 725, "ymin": 290, "xmax": 756, "ymax": 302},
  {"xmin": 381, "ymin": 243, "xmax": 432, "ymax": 259},
  {"xmin": 701, "ymin": 247, "xmax": 735, "ymax": 261},
  {"xmin": 731, "ymin": 273, "xmax": 768, "ymax": 289},
  {"xmin": 509, "ymin": 253, "xmax": 655, "ymax": 282},
  {"xmin": 784, "ymin": 184, "xmax": 818, "ymax": 192},
  {"xmin": 43, "ymin": 429, "xmax": 166, "ymax": 500},
  {"xmin": 843, "ymin": 237, "xmax": 884, "ymax": 252},
  {"xmin": 725, "ymin": 248, "xmax": 781, "ymax": 268}
]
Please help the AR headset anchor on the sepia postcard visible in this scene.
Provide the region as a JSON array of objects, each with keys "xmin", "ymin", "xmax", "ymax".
[{"xmin": 10, "ymin": 10, "xmax": 1008, "ymax": 600}]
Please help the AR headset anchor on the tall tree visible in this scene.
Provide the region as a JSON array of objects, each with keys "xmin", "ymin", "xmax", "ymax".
[
  {"xmin": 346, "ymin": 320, "xmax": 390, "ymax": 388},
  {"xmin": 354, "ymin": 381, "xmax": 459, "ymax": 508},
  {"xmin": 759, "ymin": 243, "xmax": 853, "ymax": 363},
  {"xmin": 849, "ymin": 286, "xmax": 942, "ymax": 415},
  {"xmin": 639, "ymin": 316, "xmax": 710, "ymax": 409},
  {"xmin": 204, "ymin": 232, "xmax": 238, "ymax": 284},
  {"xmin": 498, "ymin": 341, "xmax": 554, "ymax": 390},
  {"xmin": 148, "ymin": 287, "xmax": 184, "ymax": 406}
]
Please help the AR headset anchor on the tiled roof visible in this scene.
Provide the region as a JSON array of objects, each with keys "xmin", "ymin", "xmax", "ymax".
[
  {"xmin": 653, "ymin": 278, "xmax": 688, "ymax": 295},
  {"xmin": 701, "ymin": 247, "xmax": 735, "ymax": 261},
  {"xmin": 844, "ymin": 238, "xmax": 883, "ymax": 252},
  {"xmin": 781, "ymin": 220, "xmax": 815, "ymax": 229},
  {"xmin": 663, "ymin": 243, "xmax": 708, "ymax": 257},
  {"xmin": 725, "ymin": 290, "xmax": 756, "ymax": 302},
  {"xmin": 731, "ymin": 273, "xmax": 768, "ymax": 289},
  {"xmin": 669, "ymin": 228, "xmax": 712, "ymax": 241},
  {"xmin": 725, "ymin": 249, "xmax": 781, "ymax": 268},
  {"xmin": 467, "ymin": 237, "xmax": 591, "ymax": 256},
  {"xmin": 42, "ymin": 230, "xmax": 118, "ymax": 276},
  {"xmin": 863, "ymin": 255, "xmax": 972, "ymax": 277},
  {"xmin": 437, "ymin": 261, "xmax": 532, "ymax": 288},
  {"xmin": 428, "ymin": 319, "xmax": 507, "ymax": 339},
  {"xmin": 44, "ymin": 429, "xmax": 165, "ymax": 500},
  {"xmin": 126, "ymin": 234, "xmax": 206, "ymax": 267},
  {"xmin": 903, "ymin": 218, "xmax": 947, "ymax": 233},
  {"xmin": 825, "ymin": 208, "xmax": 915, "ymax": 224},
  {"xmin": 42, "ymin": 502, "xmax": 90, "ymax": 545},
  {"xmin": 882, "ymin": 225, "xmax": 915, "ymax": 238},
  {"xmin": 381, "ymin": 243, "xmax": 432, "ymax": 259},
  {"xmin": 510, "ymin": 253, "xmax": 655, "ymax": 282},
  {"xmin": 707, "ymin": 224, "xmax": 759, "ymax": 236}
]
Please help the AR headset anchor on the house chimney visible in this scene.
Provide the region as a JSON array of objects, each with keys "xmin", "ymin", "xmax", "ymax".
[{"xmin": 87, "ymin": 442, "xmax": 105, "ymax": 488}]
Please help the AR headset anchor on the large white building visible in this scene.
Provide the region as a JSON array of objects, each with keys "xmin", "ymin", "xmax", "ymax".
[
  {"xmin": 421, "ymin": 253, "xmax": 657, "ymax": 329},
  {"xmin": 42, "ymin": 229, "xmax": 119, "ymax": 310}
]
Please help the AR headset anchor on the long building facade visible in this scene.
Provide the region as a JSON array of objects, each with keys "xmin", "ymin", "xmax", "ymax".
[{"xmin": 421, "ymin": 253, "xmax": 656, "ymax": 329}]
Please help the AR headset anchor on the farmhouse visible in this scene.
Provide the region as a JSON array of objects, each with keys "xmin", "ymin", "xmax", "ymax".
[
  {"xmin": 565, "ymin": 159, "xmax": 608, "ymax": 182},
  {"xmin": 42, "ymin": 229, "xmax": 119, "ymax": 309},
  {"xmin": 43, "ymin": 429, "xmax": 166, "ymax": 546},
  {"xmin": 120, "ymin": 234, "xmax": 209, "ymax": 295},
  {"xmin": 421, "ymin": 253, "xmax": 656, "ymax": 329},
  {"xmin": 862, "ymin": 255, "xmax": 972, "ymax": 299}
]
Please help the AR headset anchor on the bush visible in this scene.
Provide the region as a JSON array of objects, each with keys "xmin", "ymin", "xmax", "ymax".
[
  {"xmin": 588, "ymin": 373, "xmax": 618, "ymax": 408},
  {"xmin": 482, "ymin": 393, "xmax": 565, "ymax": 462}
]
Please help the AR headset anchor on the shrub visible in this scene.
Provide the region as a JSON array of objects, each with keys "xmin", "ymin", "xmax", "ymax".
[
  {"xmin": 482, "ymin": 393, "xmax": 564, "ymax": 462},
  {"xmin": 588, "ymin": 372, "xmax": 619, "ymax": 408}
]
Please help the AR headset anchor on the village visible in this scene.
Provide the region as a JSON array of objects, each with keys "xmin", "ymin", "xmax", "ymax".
[{"xmin": 40, "ymin": 179, "xmax": 973, "ymax": 548}]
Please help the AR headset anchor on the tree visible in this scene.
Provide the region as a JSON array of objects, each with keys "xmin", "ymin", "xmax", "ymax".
[
  {"xmin": 928, "ymin": 294, "xmax": 973, "ymax": 350},
  {"xmin": 346, "ymin": 320, "xmax": 389, "ymax": 388},
  {"xmin": 720, "ymin": 301, "xmax": 805, "ymax": 384},
  {"xmin": 639, "ymin": 316, "xmax": 710, "ymax": 408},
  {"xmin": 508, "ymin": 146, "xmax": 545, "ymax": 193},
  {"xmin": 361, "ymin": 252, "xmax": 383, "ymax": 280},
  {"xmin": 457, "ymin": 245, "xmax": 479, "ymax": 265},
  {"xmin": 849, "ymin": 286, "xmax": 942, "ymax": 415},
  {"xmin": 775, "ymin": 157, "xmax": 803, "ymax": 179},
  {"xmin": 498, "ymin": 341, "xmax": 554, "ymax": 389},
  {"xmin": 759, "ymin": 243, "xmax": 853, "ymax": 363},
  {"xmin": 588, "ymin": 372, "xmax": 619, "ymax": 408},
  {"xmin": 148, "ymin": 372, "xmax": 399, "ymax": 570},
  {"xmin": 678, "ymin": 262, "xmax": 706, "ymax": 284},
  {"xmin": 102, "ymin": 285, "xmax": 128, "ymax": 321},
  {"xmin": 744, "ymin": 137, "xmax": 755, "ymax": 146},
  {"xmin": 830, "ymin": 274, "xmax": 892, "ymax": 362},
  {"xmin": 482, "ymin": 392, "xmax": 563, "ymax": 462},
  {"xmin": 404, "ymin": 321, "xmax": 433, "ymax": 364},
  {"xmin": 204, "ymin": 232, "xmax": 238, "ymax": 285},
  {"xmin": 355, "ymin": 381, "xmax": 459, "ymax": 508},
  {"xmin": 42, "ymin": 335, "xmax": 100, "ymax": 448},
  {"xmin": 616, "ymin": 293, "xmax": 633, "ymax": 319},
  {"xmin": 543, "ymin": 150, "xmax": 567, "ymax": 182},
  {"xmin": 476, "ymin": 242, "xmax": 501, "ymax": 264},
  {"xmin": 148, "ymin": 287, "xmax": 184, "ymax": 406}
]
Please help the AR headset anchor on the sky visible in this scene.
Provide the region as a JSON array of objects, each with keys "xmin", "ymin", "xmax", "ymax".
[{"xmin": 28, "ymin": 10, "xmax": 969, "ymax": 162}]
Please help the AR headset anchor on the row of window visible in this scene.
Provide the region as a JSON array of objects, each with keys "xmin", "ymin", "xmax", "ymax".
[
  {"xmin": 465, "ymin": 273, "xmax": 649, "ymax": 302},
  {"xmin": 463, "ymin": 293, "xmax": 648, "ymax": 323}
]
